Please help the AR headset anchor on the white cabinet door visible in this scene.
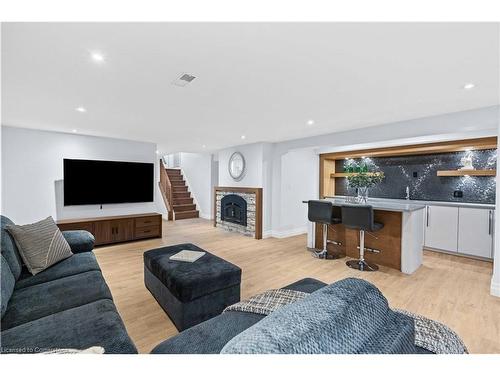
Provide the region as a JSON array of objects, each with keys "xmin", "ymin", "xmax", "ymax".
[
  {"xmin": 424, "ymin": 205, "xmax": 459, "ymax": 252},
  {"xmin": 458, "ymin": 208, "xmax": 493, "ymax": 259}
]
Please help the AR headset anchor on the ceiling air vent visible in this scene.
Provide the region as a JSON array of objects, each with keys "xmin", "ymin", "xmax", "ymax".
[{"xmin": 172, "ymin": 73, "xmax": 196, "ymax": 87}]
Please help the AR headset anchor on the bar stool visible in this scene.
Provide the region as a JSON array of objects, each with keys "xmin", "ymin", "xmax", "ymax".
[
  {"xmin": 307, "ymin": 200, "xmax": 343, "ymax": 259},
  {"xmin": 341, "ymin": 204, "xmax": 384, "ymax": 271}
]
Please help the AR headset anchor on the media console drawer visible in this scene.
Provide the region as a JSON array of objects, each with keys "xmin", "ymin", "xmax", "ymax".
[
  {"xmin": 135, "ymin": 225, "xmax": 161, "ymax": 239},
  {"xmin": 57, "ymin": 213, "xmax": 162, "ymax": 246},
  {"xmin": 135, "ymin": 216, "xmax": 161, "ymax": 228}
]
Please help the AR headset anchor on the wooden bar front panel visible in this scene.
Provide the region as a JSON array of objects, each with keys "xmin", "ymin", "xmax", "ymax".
[{"xmin": 315, "ymin": 210, "xmax": 402, "ymax": 271}]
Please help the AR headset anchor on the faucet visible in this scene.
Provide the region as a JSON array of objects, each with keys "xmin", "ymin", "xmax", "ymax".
[{"xmin": 405, "ymin": 186, "xmax": 410, "ymax": 200}]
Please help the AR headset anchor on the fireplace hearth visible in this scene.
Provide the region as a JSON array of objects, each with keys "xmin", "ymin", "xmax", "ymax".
[{"xmin": 221, "ymin": 194, "xmax": 247, "ymax": 227}]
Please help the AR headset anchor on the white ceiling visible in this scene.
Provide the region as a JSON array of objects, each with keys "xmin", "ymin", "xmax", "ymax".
[{"xmin": 2, "ymin": 23, "xmax": 499, "ymax": 153}]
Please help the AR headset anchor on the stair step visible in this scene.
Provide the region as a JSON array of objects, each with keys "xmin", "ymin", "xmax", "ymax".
[
  {"xmin": 171, "ymin": 180, "xmax": 186, "ymax": 187},
  {"xmin": 173, "ymin": 185, "xmax": 188, "ymax": 192},
  {"xmin": 173, "ymin": 191, "xmax": 191, "ymax": 199},
  {"xmin": 175, "ymin": 210, "xmax": 199, "ymax": 220},
  {"xmin": 168, "ymin": 176, "xmax": 184, "ymax": 181},
  {"xmin": 173, "ymin": 203, "xmax": 196, "ymax": 212},
  {"xmin": 166, "ymin": 169, "xmax": 181, "ymax": 175},
  {"xmin": 173, "ymin": 197, "xmax": 194, "ymax": 205}
]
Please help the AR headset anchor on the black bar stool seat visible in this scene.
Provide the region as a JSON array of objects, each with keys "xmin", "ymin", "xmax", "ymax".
[
  {"xmin": 307, "ymin": 200, "xmax": 343, "ymax": 259},
  {"xmin": 341, "ymin": 204, "xmax": 384, "ymax": 271}
]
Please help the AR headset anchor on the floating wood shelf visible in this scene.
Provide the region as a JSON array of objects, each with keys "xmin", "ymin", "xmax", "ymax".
[
  {"xmin": 436, "ymin": 169, "xmax": 496, "ymax": 177},
  {"xmin": 330, "ymin": 172, "xmax": 383, "ymax": 178}
]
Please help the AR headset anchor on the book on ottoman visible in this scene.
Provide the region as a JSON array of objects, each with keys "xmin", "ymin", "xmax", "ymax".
[{"xmin": 169, "ymin": 250, "xmax": 206, "ymax": 263}]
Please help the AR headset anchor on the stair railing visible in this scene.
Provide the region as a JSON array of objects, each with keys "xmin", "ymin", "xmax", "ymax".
[{"xmin": 159, "ymin": 159, "xmax": 174, "ymax": 220}]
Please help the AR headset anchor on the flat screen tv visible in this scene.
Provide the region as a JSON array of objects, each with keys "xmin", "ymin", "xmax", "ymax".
[{"xmin": 64, "ymin": 159, "xmax": 154, "ymax": 206}]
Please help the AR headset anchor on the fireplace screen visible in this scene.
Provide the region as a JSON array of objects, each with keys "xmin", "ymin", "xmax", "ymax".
[{"xmin": 220, "ymin": 194, "xmax": 247, "ymax": 227}]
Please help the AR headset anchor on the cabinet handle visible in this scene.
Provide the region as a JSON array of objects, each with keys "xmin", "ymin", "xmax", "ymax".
[
  {"xmin": 426, "ymin": 206, "xmax": 430, "ymax": 227},
  {"xmin": 488, "ymin": 210, "xmax": 493, "ymax": 235}
]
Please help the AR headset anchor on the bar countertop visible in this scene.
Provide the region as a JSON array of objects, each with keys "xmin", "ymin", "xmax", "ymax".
[
  {"xmin": 324, "ymin": 196, "xmax": 495, "ymax": 210},
  {"xmin": 303, "ymin": 197, "xmax": 426, "ymax": 213}
]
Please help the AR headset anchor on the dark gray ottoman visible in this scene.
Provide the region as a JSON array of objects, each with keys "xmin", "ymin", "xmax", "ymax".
[{"xmin": 144, "ymin": 243, "xmax": 241, "ymax": 332}]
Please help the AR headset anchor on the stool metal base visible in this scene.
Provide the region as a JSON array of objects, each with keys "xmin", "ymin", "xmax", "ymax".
[
  {"xmin": 346, "ymin": 259, "xmax": 379, "ymax": 271},
  {"xmin": 312, "ymin": 249, "xmax": 344, "ymax": 260}
]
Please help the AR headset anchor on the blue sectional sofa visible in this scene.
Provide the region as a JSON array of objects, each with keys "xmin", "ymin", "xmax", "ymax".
[
  {"xmin": 152, "ymin": 278, "xmax": 433, "ymax": 354},
  {"xmin": 1, "ymin": 215, "xmax": 137, "ymax": 354}
]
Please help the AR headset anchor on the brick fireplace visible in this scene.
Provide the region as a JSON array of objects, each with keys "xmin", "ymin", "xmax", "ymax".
[{"xmin": 214, "ymin": 186, "xmax": 263, "ymax": 239}]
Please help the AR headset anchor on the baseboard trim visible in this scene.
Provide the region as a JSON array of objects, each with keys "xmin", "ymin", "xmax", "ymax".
[
  {"xmin": 491, "ymin": 277, "xmax": 500, "ymax": 297},
  {"xmin": 199, "ymin": 212, "xmax": 211, "ymax": 220},
  {"xmin": 262, "ymin": 230, "xmax": 273, "ymax": 239},
  {"xmin": 270, "ymin": 226, "xmax": 308, "ymax": 239}
]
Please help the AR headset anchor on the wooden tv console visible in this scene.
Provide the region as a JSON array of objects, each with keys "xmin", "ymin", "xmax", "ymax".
[{"xmin": 57, "ymin": 213, "xmax": 162, "ymax": 246}]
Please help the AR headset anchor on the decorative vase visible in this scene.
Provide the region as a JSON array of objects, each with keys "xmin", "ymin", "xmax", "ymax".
[{"xmin": 357, "ymin": 187, "xmax": 369, "ymax": 203}]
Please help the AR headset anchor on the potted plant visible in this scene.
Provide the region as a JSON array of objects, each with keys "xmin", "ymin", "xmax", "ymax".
[{"xmin": 346, "ymin": 161, "xmax": 384, "ymax": 202}]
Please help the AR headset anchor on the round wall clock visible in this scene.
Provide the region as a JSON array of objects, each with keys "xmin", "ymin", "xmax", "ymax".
[{"xmin": 228, "ymin": 151, "xmax": 246, "ymax": 181}]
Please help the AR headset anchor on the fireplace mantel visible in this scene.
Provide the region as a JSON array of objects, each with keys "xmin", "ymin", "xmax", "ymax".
[{"xmin": 213, "ymin": 186, "xmax": 263, "ymax": 239}]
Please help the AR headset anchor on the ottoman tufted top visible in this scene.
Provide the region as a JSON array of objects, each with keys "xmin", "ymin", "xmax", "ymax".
[{"xmin": 144, "ymin": 243, "xmax": 241, "ymax": 302}]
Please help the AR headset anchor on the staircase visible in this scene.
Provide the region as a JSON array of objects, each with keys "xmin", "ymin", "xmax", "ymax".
[{"xmin": 164, "ymin": 168, "xmax": 199, "ymax": 220}]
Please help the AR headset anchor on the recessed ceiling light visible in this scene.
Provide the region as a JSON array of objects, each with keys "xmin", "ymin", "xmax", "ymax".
[
  {"xmin": 90, "ymin": 52, "xmax": 105, "ymax": 63},
  {"xmin": 241, "ymin": 135, "xmax": 246, "ymax": 140},
  {"xmin": 72, "ymin": 129, "xmax": 78, "ymax": 133},
  {"xmin": 463, "ymin": 83, "xmax": 475, "ymax": 90},
  {"xmin": 202, "ymin": 145, "xmax": 206, "ymax": 148},
  {"xmin": 75, "ymin": 107, "xmax": 86, "ymax": 113},
  {"xmin": 307, "ymin": 120, "xmax": 315, "ymax": 126}
]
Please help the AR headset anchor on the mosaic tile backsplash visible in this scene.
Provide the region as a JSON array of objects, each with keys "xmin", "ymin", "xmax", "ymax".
[{"xmin": 335, "ymin": 149, "xmax": 497, "ymax": 204}]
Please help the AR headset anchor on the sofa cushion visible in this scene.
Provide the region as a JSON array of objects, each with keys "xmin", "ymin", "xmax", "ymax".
[
  {"xmin": 144, "ymin": 243, "xmax": 241, "ymax": 302},
  {"xmin": 151, "ymin": 277, "xmax": 328, "ymax": 354},
  {"xmin": 1, "ymin": 255, "xmax": 16, "ymax": 319},
  {"xmin": 6, "ymin": 216, "xmax": 73, "ymax": 275},
  {"xmin": 1, "ymin": 216, "xmax": 23, "ymax": 280},
  {"xmin": 1, "ymin": 270, "xmax": 112, "ymax": 330},
  {"xmin": 15, "ymin": 252, "xmax": 101, "ymax": 290},
  {"xmin": 62, "ymin": 230, "xmax": 95, "ymax": 254},
  {"xmin": 221, "ymin": 278, "xmax": 416, "ymax": 354},
  {"xmin": 1, "ymin": 299, "xmax": 137, "ymax": 354}
]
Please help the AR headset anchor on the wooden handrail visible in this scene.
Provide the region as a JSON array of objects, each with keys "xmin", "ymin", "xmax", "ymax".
[{"xmin": 159, "ymin": 159, "xmax": 174, "ymax": 220}]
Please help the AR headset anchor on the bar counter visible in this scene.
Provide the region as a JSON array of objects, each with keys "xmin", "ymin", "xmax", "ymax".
[{"xmin": 304, "ymin": 197, "xmax": 426, "ymax": 274}]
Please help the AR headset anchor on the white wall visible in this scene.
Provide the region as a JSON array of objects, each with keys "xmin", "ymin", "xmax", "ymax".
[
  {"xmin": 1, "ymin": 126, "xmax": 166, "ymax": 224},
  {"xmin": 492, "ymin": 107, "xmax": 500, "ymax": 297},
  {"xmin": 178, "ymin": 152, "xmax": 212, "ymax": 219},
  {"xmin": 274, "ymin": 149, "xmax": 318, "ymax": 237},
  {"xmin": 218, "ymin": 143, "xmax": 266, "ymax": 187}
]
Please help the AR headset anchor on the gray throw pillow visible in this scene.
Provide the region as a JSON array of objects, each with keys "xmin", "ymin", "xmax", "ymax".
[{"xmin": 6, "ymin": 216, "xmax": 73, "ymax": 275}]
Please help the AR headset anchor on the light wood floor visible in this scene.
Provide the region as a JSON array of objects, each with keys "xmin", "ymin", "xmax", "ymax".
[{"xmin": 94, "ymin": 218, "xmax": 500, "ymax": 354}]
